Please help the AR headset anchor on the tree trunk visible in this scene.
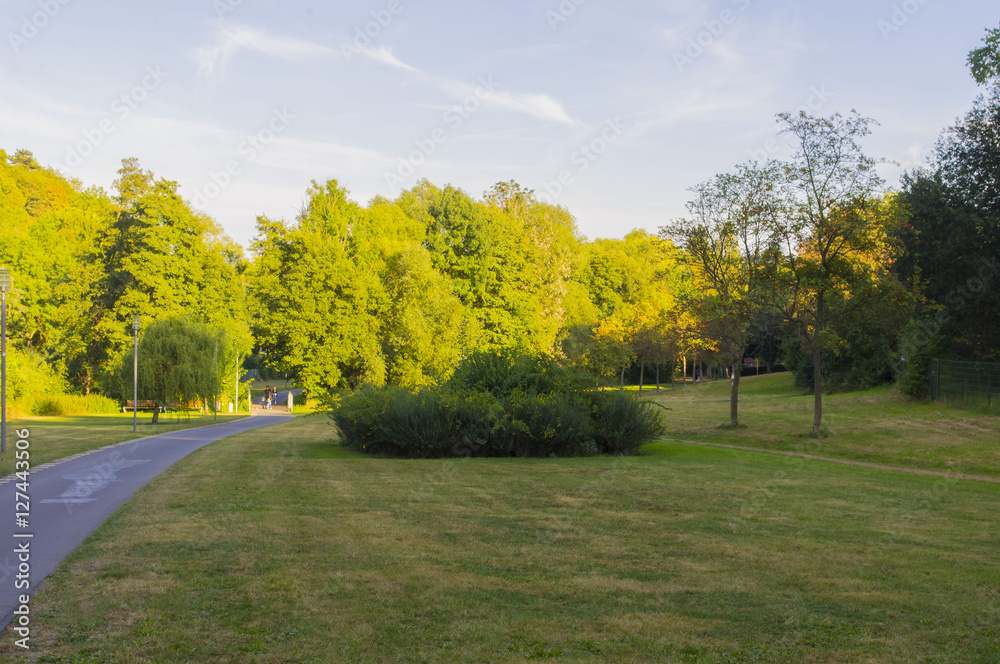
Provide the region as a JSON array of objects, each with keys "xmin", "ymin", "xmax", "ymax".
[
  {"xmin": 730, "ymin": 358, "xmax": 743, "ymax": 428},
  {"xmin": 152, "ymin": 403, "xmax": 160, "ymax": 425},
  {"xmin": 812, "ymin": 293, "xmax": 825, "ymax": 437},
  {"xmin": 656, "ymin": 364, "xmax": 661, "ymax": 391},
  {"xmin": 812, "ymin": 346, "xmax": 823, "ymax": 437},
  {"xmin": 671, "ymin": 361, "xmax": 676, "ymax": 389},
  {"xmin": 639, "ymin": 362, "xmax": 644, "ymax": 393},
  {"xmin": 682, "ymin": 356, "xmax": 687, "ymax": 387},
  {"xmin": 619, "ymin": 365, "xmax": 625, "ymax": 389}
]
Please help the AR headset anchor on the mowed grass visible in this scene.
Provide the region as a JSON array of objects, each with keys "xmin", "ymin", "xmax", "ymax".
[
  {"xmin": 0, "ymin": 413, "xmax": 248, "ymax": 479},
  {"xmin": 4, "ymin": 414, "xmax": 998, "ymax": 663},
  {"xmin": 649, "ymin": 373, "xmax": 1000, "ymax": 478}
]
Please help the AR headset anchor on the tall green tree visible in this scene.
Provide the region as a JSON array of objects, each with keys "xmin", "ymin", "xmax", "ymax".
[
  {"xmin": 770, "ymin": 112, "xmax": 902, "ymax": 436},
  {"xmin": 87, "ymin": 158, "xmax": 248, "ymax": 392},
  {"xmin": 895, "ymin": 24, "xmax": 1000, "ymax": 378},
  {"xmin": 249, "ymin": 180, "xmax": 390, "ymax": 393},
  {"xmin": 114, "ymin": 317, "xmax": 218, "ymax": 424},
  {"xmin": 0, "ymin": 149, "xmax": 115, "ymax": 391},
  {"xmin": 665, "ymin": 161, "xmax": 784, "ymax": 426}
]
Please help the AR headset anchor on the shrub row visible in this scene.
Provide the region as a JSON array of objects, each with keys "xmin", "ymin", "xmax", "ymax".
[{"xmin": 331, "ymin": 350, "xmax": 666, "ymax": 459}]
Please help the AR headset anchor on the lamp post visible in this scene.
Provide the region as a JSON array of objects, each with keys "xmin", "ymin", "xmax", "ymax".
[
  {"xmin": 132, "ymin": 315, "xmax": 140, "ymax": 433},
  {"xmin": 0, "ymin": 268, "xmax": 11, "ymax": 454}
]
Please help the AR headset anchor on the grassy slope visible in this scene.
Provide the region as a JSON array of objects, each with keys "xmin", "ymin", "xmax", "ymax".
[
  {"xmin": 4, "ymin": 414, "xmax": 998, "ymax": 663},
  {"xmin": 0, "ymin": 413, "xmax": 248, "ymax": 478},
  {"xmin": 647, "ymin": 373, "xmax": 1000, "ymax": 478}
]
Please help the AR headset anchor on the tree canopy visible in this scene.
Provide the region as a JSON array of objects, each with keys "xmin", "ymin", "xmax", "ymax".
[{"xmin": 4, "ymin": 22, "xmax": 1000, "ymax": 433}]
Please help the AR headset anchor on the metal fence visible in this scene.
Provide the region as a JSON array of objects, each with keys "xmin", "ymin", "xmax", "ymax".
[{"xmin": 929, "ymin": 359, "xmax": 1000, "ymax": 413}]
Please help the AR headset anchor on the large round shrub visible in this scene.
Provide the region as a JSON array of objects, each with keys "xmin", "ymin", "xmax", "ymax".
[{"xmin": 332, "ymin": 350, "xmax": 666, "ymax": 458}]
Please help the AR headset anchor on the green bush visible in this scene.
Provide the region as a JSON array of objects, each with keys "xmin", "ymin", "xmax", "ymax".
[
  {"xmin": 3, "ymin": 347, "xmax": 119, "ymax": 417},
  {"xmin": 447, "ymin": 348, "xmax": 590, "ymax": 397},
  {"xmin": 7, "ymin": 347, "xmax": 67, "ymax": 414},
  {"xmin": 589, "ymin": 390, "xmax": 667, "ymax": 456},
  {"xmin": 32, "ymin": 393, "xmax": 120, "ymax": 416},
  {"xmin": 332, "ymin": 386, "xmax": 504, "ymax": 458},
  {"xmin": 333, "ymin": 350, "xmax": 668, "ymax": 459},
  {"xmin": 897, "ymin": 320, "xmax": 947, "ymax": 399},
  {"xmin": 505, "ymin": 390, "xmax": 596, "ymax": 458}
]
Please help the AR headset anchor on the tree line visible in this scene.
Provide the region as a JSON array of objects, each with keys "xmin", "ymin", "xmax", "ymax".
[{"xmin": 0, "ymin": 25, "xmax": 997, "ymax": 433}]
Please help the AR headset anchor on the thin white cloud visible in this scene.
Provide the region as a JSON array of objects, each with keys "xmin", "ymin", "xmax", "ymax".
[
  {"xmin": 489, "ymin": 92, "xmax": 578, "ymax": 125},
  {"xmin": 191, "ymin": 24, "xmax": 575, "ymax": 126},
  {"xmin": 195, "ymin": 24, "xmax": 341, "ymax": 80},
  {"xmin": 429, "ymin": 76, "xmax": 578, "ymax": 126},
  {"xmin": 362, "ymin": 45, "xmax": 420, "ymax": 73}
]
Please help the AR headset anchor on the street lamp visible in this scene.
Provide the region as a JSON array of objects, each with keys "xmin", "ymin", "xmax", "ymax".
[
  {"xmin": 0, "ymin": 268, "xmax": 10, "ymax": 454},
  {"xmin": 132, "ymin": 315, "xmax": 140, "ymax": 433}
]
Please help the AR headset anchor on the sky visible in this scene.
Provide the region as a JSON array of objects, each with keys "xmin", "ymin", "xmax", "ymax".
[{"xmin": 2, "ymin": 0, "xmax": 997, "ymax": 248}]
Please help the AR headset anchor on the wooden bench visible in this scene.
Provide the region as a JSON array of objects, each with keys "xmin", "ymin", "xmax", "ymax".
[{"xmin": 122, "ymin": 400, "xmax": 164, "ymax": 413}]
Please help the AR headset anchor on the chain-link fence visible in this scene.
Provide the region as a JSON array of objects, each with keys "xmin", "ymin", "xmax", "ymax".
[{"xmin": 929, "ymin": 359, "xmax": 1000, "ymax": 413}]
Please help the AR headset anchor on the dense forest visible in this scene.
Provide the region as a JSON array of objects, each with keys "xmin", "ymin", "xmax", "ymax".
[{"xmin": 1, "ymin": 27, "xmax": 997, "ymax": 429}]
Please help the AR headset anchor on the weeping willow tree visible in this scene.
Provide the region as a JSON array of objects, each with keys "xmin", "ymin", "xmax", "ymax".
[{"xmin": 114, "ymin": 317, "xmax": 218, "ymax": 423}]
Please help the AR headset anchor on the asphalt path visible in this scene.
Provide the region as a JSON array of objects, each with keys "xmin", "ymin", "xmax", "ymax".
[
  {"xmin": 0, "ymin": 414, "xmax": 293, "ymax": 628},
  {"xmin": 253, "ymin": 387, "xmax": 304, "ymax": 411}
]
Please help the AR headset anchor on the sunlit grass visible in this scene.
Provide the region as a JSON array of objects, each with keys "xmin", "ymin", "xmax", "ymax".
[
  {"xmin": 649, "ymin": 373, "xmax": 1000, "ymax": 478},
  {"xmin": 6, "ymin": 413, "xmax": 998, "ymax": 663}
]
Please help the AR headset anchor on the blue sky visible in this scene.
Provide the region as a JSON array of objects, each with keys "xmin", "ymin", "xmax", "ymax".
[{"xmin": 2, "ymin": 0, "xmax": 997, "ymax": 247}]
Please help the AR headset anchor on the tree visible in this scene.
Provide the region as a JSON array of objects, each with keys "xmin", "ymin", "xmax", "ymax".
[
  {"xmin": 770, "ymin": 111, "xmax": 897, "ymax": 436},
  {"xmin": 664, "ymin": 161, "xmax": 783, "ymax": 426},
  {"xmin": 249, "ymin": 181, "xmax": 387, "ymax": 393},
  {"xmin": 115, "ymin": 317, "xmax": 217, "ymax": 424},
  {"xmin": 586, "ymin": 321, "xmax": 636, "ymax": 388},
  {"xmin": 969, "ymin": 23, "xmax": 1000, "ymax": 86},
  {"xmin": 0, "ymin": 150, "xmax": 115, "ymax": 392},
  {"xmin": 895, "ymin": 25, "xmax": 1000, "ymax": 370},
  {"xmin": 87, "ymin": 158, "xmax": 247, "ymax": 392}
]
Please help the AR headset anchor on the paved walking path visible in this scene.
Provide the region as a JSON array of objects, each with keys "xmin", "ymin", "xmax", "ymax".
[
  {"xmin": 663, "ymin": 438, "xmax": 1000, "ymax": 484},
  {"xmin": 251, "ymin": 387, "xmax": 304, "ymax": 414},
  {"xmin": 0, "ymin": 415, "xmax": 294, "ymax": 628}
]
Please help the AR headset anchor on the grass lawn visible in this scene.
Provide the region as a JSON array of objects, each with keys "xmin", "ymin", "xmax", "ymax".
[
  {"xmin": 647, "ymin": 373, "xmax": 1000, "ymax": 479},
  {"xmin": 0, "ymin": 412, "xmax": 248, "ymax": 479},
  {"xmin": 4, "ymin": 413, "xmax": 998, "ymax": 663}
]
